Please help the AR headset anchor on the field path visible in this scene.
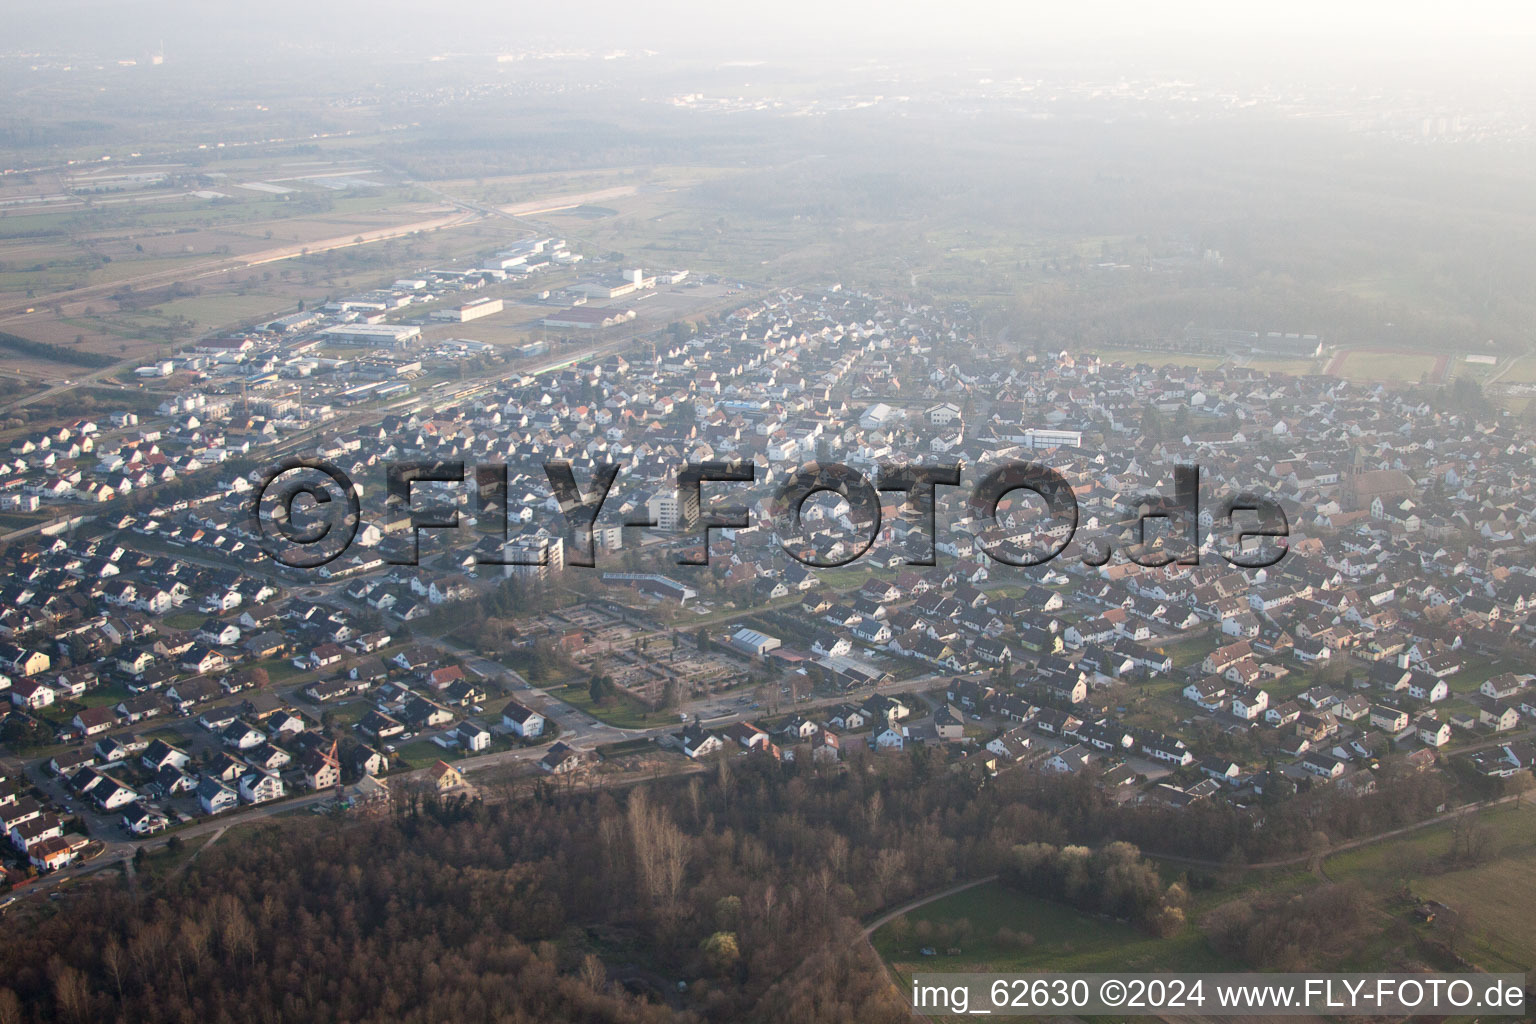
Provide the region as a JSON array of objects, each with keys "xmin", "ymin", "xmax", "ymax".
[
  {"xmin": 172, "ymin": 825, "xmax": 229, "ymax": 877},
  {"xmin": 1149, "ymin": 791, "xmax": 1525, "ymax": 871},
  {"xmin": 862, "ymin": 875, "xmax": 999, "ymax": 938}
]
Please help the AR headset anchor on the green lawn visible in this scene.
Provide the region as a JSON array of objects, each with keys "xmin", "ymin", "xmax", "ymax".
[
  {"xmin": 874, "ymin": 881, "xmax": 1234, "ymax": 978},
  {"xmin": 556, "ymin": 683, "xmax": 671, "ymax": 730},
  {"xmin": 388, "ymin": 732, "xmax": 526, "ymax": 769},
  {"xmin": 1325, "ymin": 803, "xmax": 1536, "ymax": 883},
  {"xmin": 321, "ymin": 701, "xmax": 374, "ymax": 728},
  {"xmin": 251, "ymin": 656, "xmax": 312, "ymax": 686},
  {"xmin": 1152, "ymin": 631, "xmax": 1220, "ymax": 671},
  {"xmin": 391, "ymin": 737, "xmax": 459, "ymax": 769},
  {"xmin": 72, "ymin": 683, "xmax": 132, "ymax": 709},
  {"xmin": 1445, "ymin": 655, "xmax": 1510, "ymax": 694}
]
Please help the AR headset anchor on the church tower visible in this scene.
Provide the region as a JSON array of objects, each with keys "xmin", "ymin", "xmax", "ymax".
[{"xmin": 1342, "ymin": 445, "xmax": 1365, "ymax": 511}]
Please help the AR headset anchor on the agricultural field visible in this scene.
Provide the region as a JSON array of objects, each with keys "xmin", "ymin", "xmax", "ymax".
[
  {"xmin": 1324, "ymin": 348, "xmax": 1446, "ymax": 382},
  {"xmin": 0, "ymin": 158, "xmax": 516, "ymax": 371},
  {"xmin": 1488, "ymin": 355, "xmax": 1536, "ymax": 385},
  {"xmin": 421, "ymin": 164, "xmax": 835, "ymax": 286},
  {"xmin": 0, "ymin": 157, "xmax": 774, "ymax": 380},
  {"xmin": 1324, "ymin": 801, "xmax": 1536, "ymax": 974},
  {"xmin": 528, "ymin": 182, "xmax": 841, "ymax": 285}
]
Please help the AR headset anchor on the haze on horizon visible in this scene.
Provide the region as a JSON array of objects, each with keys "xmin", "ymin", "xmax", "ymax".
[{"xmin": 6, "ymin": 0, "xmax": 1536, "ymax": 96}]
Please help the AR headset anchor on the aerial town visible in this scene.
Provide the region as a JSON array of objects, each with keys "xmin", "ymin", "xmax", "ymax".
[
  {"xmin": 4, "ymin": 6, "xmax": 1536, "ymax": 1018},
  {"xmin": 1, "ymin": 232, "xmax": 1531, "ymax": 886}
]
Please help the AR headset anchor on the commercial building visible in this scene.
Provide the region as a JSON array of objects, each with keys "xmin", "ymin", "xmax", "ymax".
[{"xmin": 1022, "ymin": 428, "xmax": 1083, "ymax": 449}]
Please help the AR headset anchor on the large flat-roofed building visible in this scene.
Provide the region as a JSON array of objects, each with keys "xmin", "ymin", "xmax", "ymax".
[
  {"xmin": 1022, "ymin": 428, "xmax": 1083, "ymax": 449},
  {"xmin": 266, "ymin": 311, "xmax": 321, "ymax": 333},
  {"xmin": 578, "ymin": 269, "xmax": 655, "ymax": 300},
  {"xmin": 431, "ymin": 297, "xmax": 503, "ymax": 323},
  {"xmin": 542, "ymin": 306, "xmax": 636, "ymax": 330},
  {"xmin": 319, "ymin": 324, "xmax": 421, "ymax": 347},
  {"xmin": 580, "ymin": 281, "xmax": 638, "ymax": 299},
  {"xmin": 730, "ymin": 628, "xmax": 781, "ymax": 657}
]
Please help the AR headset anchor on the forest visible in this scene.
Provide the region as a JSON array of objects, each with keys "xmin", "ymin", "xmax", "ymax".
[{"xmin": 0, "ymin": 747, "xmax": 1466, "ymax": 1023}]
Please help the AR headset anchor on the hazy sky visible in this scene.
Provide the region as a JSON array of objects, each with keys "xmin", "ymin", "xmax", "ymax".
[{"xmin": 10, "ymin": 0, "xmax": 1536, "ymax": 84}]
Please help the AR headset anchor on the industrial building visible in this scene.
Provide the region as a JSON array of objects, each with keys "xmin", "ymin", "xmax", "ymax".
[
  {"xmin": 319, "ymin": 324, "xmax": 421, "ymax": 347},
  {"xmin": 578, "ymin": 268, "xmax": 655, "ymax": 300},
  {"xmin": 431, "ymin": 297, "xmax": 504, "ymax": 323},
  {"xmin": 542, "ymin": 306, "xmax": 637, "ymax": 330},
  {"xmin": 730, "ymin": 628, "xmax": 781, "ymax": 657}
]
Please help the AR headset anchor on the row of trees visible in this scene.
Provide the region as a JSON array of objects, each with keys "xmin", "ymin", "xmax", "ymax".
[
  {"xmin": 1204, "ymin": 884, "xmax": 1370, "ymax": 971},
  {"xmin": 1002, "ymin": 841, "xmax": 1188, "ymax": 936},
  {"xmin": 0, "ymin": 330, "xmax": 117, "ymax": 368}
]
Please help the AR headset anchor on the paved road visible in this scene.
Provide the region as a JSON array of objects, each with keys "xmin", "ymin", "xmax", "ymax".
[{"xmin": 15, "ymin": 783, "xmax": 347, "ymax": 898}]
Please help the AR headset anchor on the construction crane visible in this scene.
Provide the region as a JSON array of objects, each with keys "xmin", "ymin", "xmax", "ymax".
[{"xmin": 321, "ymin": 737, "xmax": 343, "ymax": 796}]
